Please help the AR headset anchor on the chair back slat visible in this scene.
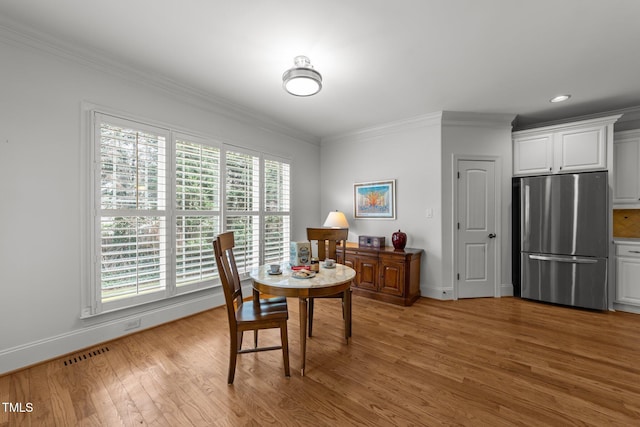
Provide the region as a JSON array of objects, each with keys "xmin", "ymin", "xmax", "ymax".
[{"xmin": 213, "ymin": 232, "xmax": 244, "ymax": 323}]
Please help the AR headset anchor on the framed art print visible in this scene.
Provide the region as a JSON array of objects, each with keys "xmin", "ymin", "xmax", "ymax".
[{"xmin": 354, "ymin": 179, "xmax": 396, "ymax": 219}]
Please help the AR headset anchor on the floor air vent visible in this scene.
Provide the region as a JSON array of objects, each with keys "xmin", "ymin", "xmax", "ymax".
[{"xmin": 63, "ymin": 346, "xmax": 110, "ymax": 366}]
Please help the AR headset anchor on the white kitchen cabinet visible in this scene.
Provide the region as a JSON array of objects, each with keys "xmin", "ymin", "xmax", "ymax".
[
  {"xmin": 513, "ymin": 133, "xmax": 553, "ymax": 175},
  {"xmin": 613, "ymin": 130, "xmax": 640, "ymax": 206},
  {"xmin": 513, "ymin": 115, "xmax": 621, "ymax": 176},
  {"xmin": 616, "ymin": 243, "xmax": 640, "ymax": 307}
]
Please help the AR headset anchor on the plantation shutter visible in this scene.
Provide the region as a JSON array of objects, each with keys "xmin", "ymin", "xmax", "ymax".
[
  {"xmin": 263, "ymin": 158, "xmax": 290, "ymax": 264},
  {"xmin": 97, "ymin": 114, "xmax": 169, "ymax": 307},
  {"xmin": 175, "ymin": 136, "xmax": 220, "ymax": 289},
  {"xmin": 225, "ymin": 149, "xmax": 260, "ymax": 274},
  {"xmin": 89, "ymin": 110, "xmax": 292, "ymax": 315}
]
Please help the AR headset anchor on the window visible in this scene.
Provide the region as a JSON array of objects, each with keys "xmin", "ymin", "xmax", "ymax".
[
  {"xmin": 89, "ymin": 111, "xmax": 290, "ymax": 315},
  {"xmin": 175, "ymin": 134, "xmax": 221, "ymax": 290},
  {"xmin": 96, "ymin": 115, "xmax": 169, "ymax": 311},
  {"xmin": 263, "ymin": 158, "xmax": 291, "ymax": 264}
]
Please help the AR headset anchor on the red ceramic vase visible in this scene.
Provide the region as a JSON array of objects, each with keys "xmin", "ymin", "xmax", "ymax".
[{"xmin": 392, "ymin": 229, "xmax": 407, "ymax": 250}]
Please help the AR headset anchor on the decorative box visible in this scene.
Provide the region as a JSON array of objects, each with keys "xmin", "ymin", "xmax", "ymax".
[
  {"xmin": 358, "ymin": 235, "xmax": 386, "ymax": 249},
  {"xmin": 290, "ymin": 241, "xmax": 311, "ymax": 266}
]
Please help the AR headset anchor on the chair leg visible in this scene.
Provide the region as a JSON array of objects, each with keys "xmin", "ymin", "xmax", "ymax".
[
  {"xmin": 228, "ymin": 331, "xmax": 239, "ymax": 384},
  {"xmin": 253, "ymin": 289, "xmax": 260, "ymax": 348},
  {"xmin": 280, "ymin": 321, "xmax": 290, "ymax": 377},
  {"xmin": 237, "ymin": 331, "xmax": 244, "ymax": 351},
  {"xmin": 348, "ymin": 289, "xmax": 353, "ymax": 337},
  {"xmin": 308, "ymin": 298, "xmax": 314, "ymax": 337}
]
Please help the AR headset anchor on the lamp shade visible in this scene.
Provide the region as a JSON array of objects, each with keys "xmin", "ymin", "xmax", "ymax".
[{"xmin": 323, "ymin": 211, "xmax": 349, "ymax": 228}]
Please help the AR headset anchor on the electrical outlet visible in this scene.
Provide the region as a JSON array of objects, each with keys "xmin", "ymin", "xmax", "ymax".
[{"xmin": 124, "ymin": 318, "xmax": 141, "ymax": 331}]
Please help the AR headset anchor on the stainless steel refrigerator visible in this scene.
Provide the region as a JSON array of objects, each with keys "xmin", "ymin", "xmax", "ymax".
[{"xmin": 520, "ymin": 171, "xmax": 608, "ymax": 310}]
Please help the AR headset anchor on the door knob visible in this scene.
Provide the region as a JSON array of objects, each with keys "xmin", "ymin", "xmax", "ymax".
[{"xmin": 488, "ymin": 233, "xmax": 497, "ymax": 238}]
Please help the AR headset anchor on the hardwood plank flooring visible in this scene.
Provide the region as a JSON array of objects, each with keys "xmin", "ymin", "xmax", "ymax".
[{"xmin": 2, "ymin": 296, "xmax": 640, "ymax": 426}]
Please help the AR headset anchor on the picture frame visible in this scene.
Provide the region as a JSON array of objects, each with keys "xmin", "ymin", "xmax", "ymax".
[{"xmin": 353, "ymin": 179, "xmax": 396, "ymax": 219}]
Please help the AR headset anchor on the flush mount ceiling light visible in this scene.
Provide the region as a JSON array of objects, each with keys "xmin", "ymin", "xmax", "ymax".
[
  {"xmin": 282, "ymin": 55, "xmax": 322, "ymax": 97},
  {"xmin": 550, "ymin": 94, "xmax": 571, "ymax": 103}
]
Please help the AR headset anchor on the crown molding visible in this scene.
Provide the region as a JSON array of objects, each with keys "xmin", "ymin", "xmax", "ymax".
[
  {"xmin": 322, "ymin": 111, "xmax": 443, "ymax": 145},
  {"xmin": 512, "ymin": 113, "xmax": 624, "ymax": 137},
  {"xmin": 512, "ymin": 105, "xmax": 640, "ymax": 133},
  {"xmin": 441, "ymin": 111, "xmax": 516, "ymax": 129},
  {"xmin": 0, "ymin": 19, "xmax": 321, "ymax": 146}
]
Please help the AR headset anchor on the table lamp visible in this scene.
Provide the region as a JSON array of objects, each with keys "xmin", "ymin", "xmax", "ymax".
[{"xmin": 323, "ymin": 210, "xmax": 349, "ymax": 228}]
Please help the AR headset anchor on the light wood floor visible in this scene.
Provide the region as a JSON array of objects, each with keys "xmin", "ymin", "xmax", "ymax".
[{"xmin": 2, "ymin": 296, "xmax": 640, "ymax": 426}]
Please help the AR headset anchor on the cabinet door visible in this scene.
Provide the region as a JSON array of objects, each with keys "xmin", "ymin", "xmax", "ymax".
[
  {"xmin": 379, "ymin": 259, "xmax": 405, "ymax": 296},
  {"xmin": 356, "ymin": 256, "xmax": 378, "ymax": 290},
  {"xmin": 513, "ymin": 134, "xmax": 553, "ymax": 175},
  {"xmin": 613, "ymin": 135, "xmax": 640, "ymax": 205},
  {"xmin": 616, "ymin": 256, "xmax": 640, "ymax": 306},
  {"xmin": 555, "ymin": 125, "xmax": 606, "ymax": 173},
  {"xmin": 343, "ymin": 254, "xmax": 356, "ymax": 271}
]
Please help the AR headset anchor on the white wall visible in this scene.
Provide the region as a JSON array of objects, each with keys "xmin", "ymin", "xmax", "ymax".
[
  {"xmin": 440, "ymin": 112, "xmax": 516, "ymax": 297},
  {"xmin": 320, "ymin": 114, "xmax": 444, "ymax": 295},
  {"xmin": 0, "ymin": 35, "xmax": 320, "ymax": 374},
  {"xmin": 320, "ymin": 112, "xmax": 515, "ymax": 300}
]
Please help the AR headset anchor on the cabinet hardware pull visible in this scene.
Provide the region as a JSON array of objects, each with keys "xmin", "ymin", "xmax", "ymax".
[{"xmin": 629, "ymin": 250, "xmax": 640, "ymax": 254}]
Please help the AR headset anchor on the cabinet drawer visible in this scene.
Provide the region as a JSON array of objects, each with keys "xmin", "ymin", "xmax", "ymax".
[{"xmin": 616, "ymin": 244, "xmax": 640, "ymax": 257}]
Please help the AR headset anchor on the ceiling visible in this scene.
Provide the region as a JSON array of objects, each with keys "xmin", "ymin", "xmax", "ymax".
[{"xmin": 2, "ymin": 0, "xmax": 640, "ymax": 142}]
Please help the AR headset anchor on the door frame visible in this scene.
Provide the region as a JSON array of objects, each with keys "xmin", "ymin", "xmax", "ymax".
[{"xmin": 452, "ymin": 154, "xmax": 502, "ymax": 300}]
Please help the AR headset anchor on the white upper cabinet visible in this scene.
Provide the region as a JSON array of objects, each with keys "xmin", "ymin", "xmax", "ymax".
[
  {"xmin": 554, "ymin": 125, "xmax": 607, "ymax": 172},
  {"xmin": 513, "ymin": 133, "xmax": 553, "ymax": 175},
  {"xmin": 613, "ymin": 130, "xmax": 640, "ymax": 206},
  {"xmin": 513, "ymin": 115, "xmax": 621, "ymax": 176}
]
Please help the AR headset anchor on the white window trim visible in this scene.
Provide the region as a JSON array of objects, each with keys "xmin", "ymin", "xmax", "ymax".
[{"xmin": 81, "ymin": 105, "xmax": 291, "ymax": 318}]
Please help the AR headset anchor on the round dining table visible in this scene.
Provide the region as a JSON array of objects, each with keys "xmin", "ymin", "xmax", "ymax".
[{"xmin": 250, "ymin": 263, "xmax": 356, "ymax": 376}]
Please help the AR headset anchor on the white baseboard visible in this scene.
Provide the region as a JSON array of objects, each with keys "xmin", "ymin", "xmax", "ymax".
[
  {"xmin": 613, "ymin": 302, "xmax": 640, "ymax": 315},
  {"xmin": 422, "ymin": 285, "xmax": 455, "ymax": 300},
  {"xmin": 0, "ymin": 292, "xmax": 226, "ymax": 375},
  {"xmin": 422, "ymin": 283, "xmax": 514, "ymax": 301},
  {"xmin": 500, "ymin": 283, "xmax": 514, "ymax": 297}
]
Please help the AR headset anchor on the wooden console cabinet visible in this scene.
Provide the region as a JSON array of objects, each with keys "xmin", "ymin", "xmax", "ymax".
[{"xmin": 337, "ymin": 242, "xmax": 422, "ymax": 306}]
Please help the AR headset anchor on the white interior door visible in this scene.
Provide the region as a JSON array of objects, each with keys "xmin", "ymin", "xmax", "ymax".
[{"xmin": 457, "ymin": 159, "xmax": 497, "ymax": 298}]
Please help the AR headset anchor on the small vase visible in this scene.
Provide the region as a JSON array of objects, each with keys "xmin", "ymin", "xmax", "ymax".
[{"xmin": 392, "ymin": 229, "xmax": 407, "ymax": 250}]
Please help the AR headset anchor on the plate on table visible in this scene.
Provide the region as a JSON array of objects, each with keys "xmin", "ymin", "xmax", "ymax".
[
  {"xmin": 292, "ymin": 270, "xmax": 316, "ymax": 279},
  {"xmin": 322, "ymin": 263, "xmax": 336, "ymax": 269},
  {"xmin": 268, "ymin": 270, "xmax": 283, "ymax": 275}
]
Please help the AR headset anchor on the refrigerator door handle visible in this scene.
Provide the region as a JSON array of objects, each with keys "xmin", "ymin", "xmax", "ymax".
[{"xmin": 528, "ymin": 254, "xmax": 598, "ymax": 264}]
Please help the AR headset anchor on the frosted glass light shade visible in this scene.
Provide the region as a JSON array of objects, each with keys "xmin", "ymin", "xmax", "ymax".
[
  {"xmin": 323, "ymin": 211, "xmax": 349, "ymax": 228},
  {"xmin": 283, "ymin": 56, "xmax": 322, "ymax": 97}
]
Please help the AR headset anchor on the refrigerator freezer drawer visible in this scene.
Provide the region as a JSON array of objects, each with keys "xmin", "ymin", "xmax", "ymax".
[{"xmin": 521, "ymin": 253, "xmax": 607, "ymax": 310}]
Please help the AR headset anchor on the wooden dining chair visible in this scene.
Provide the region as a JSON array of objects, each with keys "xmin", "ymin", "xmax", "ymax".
[
  {"xmin": 213, "ymin": 231, "xmax": 290, "ymax": 384},
  {"xmin": 306, "ymin": 227, "xmax": 350, "ymax": 337}
]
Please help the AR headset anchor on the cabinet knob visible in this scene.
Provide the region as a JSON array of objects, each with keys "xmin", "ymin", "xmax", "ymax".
[{"xmin": 549, "ymin": 167, "xmax": 552, "ymax": 171}]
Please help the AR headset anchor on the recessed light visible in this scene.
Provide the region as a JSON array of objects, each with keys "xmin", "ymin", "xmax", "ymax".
[{"xmin": 550, "ymin": 94, "xmax": 571, "ymax": 103}]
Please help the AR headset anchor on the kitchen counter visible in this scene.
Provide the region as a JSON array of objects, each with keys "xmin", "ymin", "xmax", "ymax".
[{"xmin": 613, "ymin": 238, "xmax": 640, "ymax": 244}]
